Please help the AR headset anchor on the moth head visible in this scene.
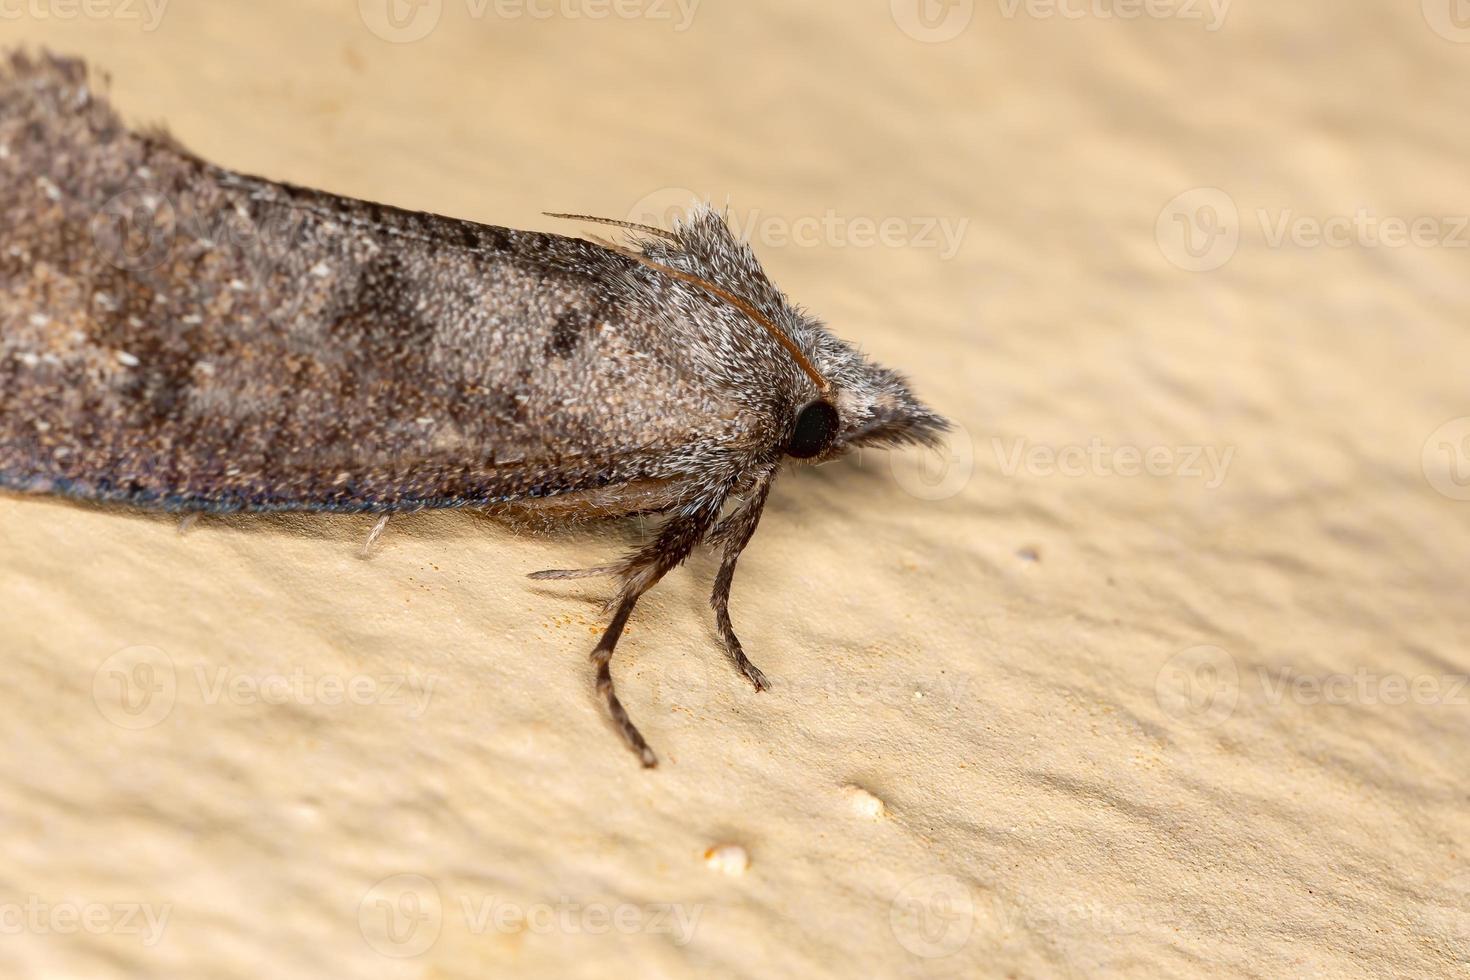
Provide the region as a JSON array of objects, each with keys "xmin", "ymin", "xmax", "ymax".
[
  {"xmin": 559, "ymin": 204, "xmax": 950, "ymax": 461},
  {"xmin": 654, "ymin": 206, "xmax": 948, "ymax": 458},
  {"xmin": 796, "ymin": 329, "xmax": 950, "ymax": 458}
]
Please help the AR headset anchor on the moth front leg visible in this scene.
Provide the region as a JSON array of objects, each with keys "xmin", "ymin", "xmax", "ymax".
[
  {"xmin": 578, "ymin": 496, "xmax": 725, "ymax": 767},
  {"xmin": 709, "ymin": 471, "xmax": 776, "ymax": 692}
]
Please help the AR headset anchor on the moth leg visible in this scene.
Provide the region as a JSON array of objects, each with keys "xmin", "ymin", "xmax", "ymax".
[
  {"xmin": 591, "ymin": 500, "xmax": 724, "ymax": 768},
  {"xmin": 709, "ymin": 473, "xmax": 776, "ymax": 692},
  {"xmin": 527, "ymin": 563, "xmax": 622, "ymax": 581},
  {"xmin": 590, "ymin": 595, "xmax": 652, "ymax": 766},
  {"xmin": 360, "ymin": 513, "xmax": 391, "ymax": 559}
]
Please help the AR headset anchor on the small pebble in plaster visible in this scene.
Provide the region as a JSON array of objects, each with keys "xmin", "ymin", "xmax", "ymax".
[
  {"xmin": 703, "ymin": 844, "xmax": 749, "ymax": 876},
  {"xmin": 843, "ymin": 784, "xmax": 888, "ymax": 820}
]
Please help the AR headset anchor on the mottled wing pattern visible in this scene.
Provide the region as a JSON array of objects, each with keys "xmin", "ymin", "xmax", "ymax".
[{"xmin": 0, "ymin": 53, "xmax": 770, "ymax": 513}]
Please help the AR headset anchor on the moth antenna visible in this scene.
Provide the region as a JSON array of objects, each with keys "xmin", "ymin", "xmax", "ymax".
[
  {"xmin": 602, "ymin": 244, "xmax": 833, "ymax": 396},
  {"xmin": 544, "ymin": 212, "xmax": 679, "ymax": 242}
]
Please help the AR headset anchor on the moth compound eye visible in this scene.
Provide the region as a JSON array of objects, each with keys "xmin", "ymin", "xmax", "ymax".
[{"xmin": 786, "ymin": 399, "xmax": 839, "ymax": 459}]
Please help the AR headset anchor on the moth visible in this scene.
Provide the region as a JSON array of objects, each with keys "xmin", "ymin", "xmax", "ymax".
[{"xmin": 0, "ymin": 53, "xmax": 948, "ymax": 766}]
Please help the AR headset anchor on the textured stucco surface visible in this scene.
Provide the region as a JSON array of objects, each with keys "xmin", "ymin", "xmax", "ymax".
[{"xmin": 2, "ymin": 2, "xmax": 1469, "ymax": 976}]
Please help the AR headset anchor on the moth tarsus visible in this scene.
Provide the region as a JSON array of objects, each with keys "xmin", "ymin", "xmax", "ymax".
[
  {"xmin": 0, "ymin": 52, "xmax": 950, "ymax": 767},
  {"xmin": 708, "ymin": 470, "xmax": 776, "ymax": 693},
  {"xmin": 591, "ymin": 594, "xmax": 657, "ymax": 767}
]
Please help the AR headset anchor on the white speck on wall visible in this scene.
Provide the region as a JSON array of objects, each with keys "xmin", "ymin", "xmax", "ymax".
[
  {"xmin": 843, "ymin": 785, "xmax": 888, "ymax": 820},
  {"xmin": 703, "ymin": 844, "xmax": 749, "ymax": 876}
]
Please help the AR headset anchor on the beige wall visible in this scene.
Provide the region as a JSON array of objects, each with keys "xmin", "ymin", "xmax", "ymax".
[{"xmin": 2, "ymin": 2, "xmax": 1469, "ymax": 976}]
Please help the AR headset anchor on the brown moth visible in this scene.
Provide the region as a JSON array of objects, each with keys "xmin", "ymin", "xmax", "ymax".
[{"xmin": 0, "ymin": 52, "xmax": 948, "ymax": 766}]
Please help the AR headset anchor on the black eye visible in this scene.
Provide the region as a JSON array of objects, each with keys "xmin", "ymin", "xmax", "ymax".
[{"xmin": 786, "ymin": 399, "xmax": 839, "ymax": 459}]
